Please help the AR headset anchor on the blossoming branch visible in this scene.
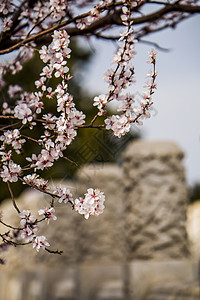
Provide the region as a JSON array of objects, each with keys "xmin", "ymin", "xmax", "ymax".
[{"xmin": 0, "ymin": 0, "xmax": 198, "ymax": 261}]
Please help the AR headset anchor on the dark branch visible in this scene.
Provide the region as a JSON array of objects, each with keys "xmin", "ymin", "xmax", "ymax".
[
  {"xmin": 7, "ymin": 182, "xmax": 20, "ymax": 214},
  {"xmin": 0, "ymin": 3, "xmax": 199, "ymax": 54}
]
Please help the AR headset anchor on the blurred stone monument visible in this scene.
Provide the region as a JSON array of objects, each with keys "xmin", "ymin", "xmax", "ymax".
[
  {"xmin": 123, "ymin": 141, "xmax": 189, "ymax": 260},
  {"xmin": 0, "ymin": 140, "xmax": 199, "ymax": 300},
  {"xmin": 187, "ymin": 200, "xmax": 200, "ymax": 258}
]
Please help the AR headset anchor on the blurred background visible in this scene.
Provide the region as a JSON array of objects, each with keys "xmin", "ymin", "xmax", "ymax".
[
  {"xmin": 78, "ymin": 14, "xmax": 200, "ymax": 186},
  {"xmin": 0, "ymin": 13, "xmax": 200, "ymax": 203},
  {"xmin": 0, "ymin": 10, "xmax": 200, "ymax": 300}
]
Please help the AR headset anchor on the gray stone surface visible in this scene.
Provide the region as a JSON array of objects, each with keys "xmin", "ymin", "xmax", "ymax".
[
  {"xmin": 0, "ymin": 140, "xmax": 195, "ymax": 300},
  {"xmin": 187, "ymin": 201, "xmax": 200, "ymax": 258},
  {"xmin": 128, "ymin": 260, "xmax": 198, "ymax": 300},
  {"xmin": 96, "ymin": 280, "xmax": 124, "ymax": 299},
  {"xmin": 79, "ymin": 263, "xmax": 125, "ymax": 300},
  {"xmin": 75, "ymin": 164, "xmax": 125, "ymax": 263},
  {"xmin": 122, "ymin": 140, "xmax": 189, "ymax": 260},
  {"xmin": 144, "ymin": 280, "xmax": 199, "ymax": 300}
]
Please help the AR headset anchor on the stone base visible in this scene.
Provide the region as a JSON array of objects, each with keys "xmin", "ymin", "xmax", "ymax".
[
  {"xmin": 0, "ymin": 260, "xmax": 199, "ymax": 300},
  {"xmin": 128, "ymin": 260, "xmax": 199, "ymax": 300}
]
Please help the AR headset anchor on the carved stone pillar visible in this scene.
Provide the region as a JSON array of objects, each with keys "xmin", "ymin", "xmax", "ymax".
[{"xmin": 122, "ymin": 141, "xmax": 189, "ymax": 260}]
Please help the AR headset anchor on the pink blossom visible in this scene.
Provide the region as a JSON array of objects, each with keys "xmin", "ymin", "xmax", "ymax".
[
  {"xmin": 36, "ymin": 149, "xmax": 54, "ymax": 170},
  {"xmin": 18, "ymin": 210, "xmax": 36, "ymax": 226},
  {"xmin": 33, "ymin": 235, "xmax": 50, "ymax": 252},
  {"xmin": 35, "ymin": 76, "xmax": 47, "ymax": 91},
  {"xmin": 0, "ymin": 129, "xmax": 25, "ymax": 153},
  {"xmin": 39, "ymin": 46, "xmax": 49, "ymax": 63},
  {"xmin": 21, "ymin": 226, "xmax": 37, "ymax": 242},
  {"xmin": 2, "ymin": 102, "xmax": 12, "ymax": 115},
  {"xmin": 38, "ymin": 207, "xmax": 57, "ymax": 223},
  {"xmin": 0, "ymin": 149, "xmax": 12, "ymax": 162},
  {"xmin": 54, "ymin": 184, "xmax": 73, "ymax": 204},
  {"xmin": 14, "ymin": 103, "xmax": 33, "ymax": 124},
  {"xmin": 8, "ymin": 85, "xmax": 22, "ymax": 98},
  {"xmin": 93, "ymin": 94, "xmax": 108, "ymax": 115},
  {"xmin": 49, "ymin": 0, "xmax": 66, "ymax": 19},
  {"xmin": 0, "ymin": 161, "xmax": 21, "ymax": 182},
  {"xmin": 147, "ymin": 49, "xmax": 158, "ymax": 63},
  {"xmin": 2, "ymin": 16, "xmax": 13, "ymax": 32},
  {"xmin": 105, "ymin": 115, "xmax": 130, "ymax": 138},
  {"xmin": 23, "ymin": 174, "xmax": 48, "ymax": 190},
  {"xmin": 75, "ymin": 188, "xmax": 105, "ymax": 219}
]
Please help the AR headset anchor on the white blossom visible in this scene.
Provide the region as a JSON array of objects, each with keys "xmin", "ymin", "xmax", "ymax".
[
  {"xmin": 14, "ymin": 103, "xmax": 33, "ymax": 124},
  {"xmin": 0, "ymin": 161, "xmax": 21, "ymax": 182},
  {"xmin": 0, "ymin": 4, "xmax": 158, "ymax": 256},
  {"xmin": 8, "ymin": 85, "xmax": 22, "ymax": 98},
  {"xmin": 75, "ymin": 188, "xmax": 105, "ymax": 219},
  {"xmin": 38, "ymin": 207, "xmax": 57, "ymax": 223},
  {"xmin": 33, "ymin": 235, "xmax": 50, "ymax": 252},
  {"xmin": 54, "ymin": 184, "xmax": 73, "ymax": 204}
]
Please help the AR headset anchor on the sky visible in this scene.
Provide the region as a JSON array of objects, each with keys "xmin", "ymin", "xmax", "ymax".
[{"xmin": 80, "ymin": 14, "xmax": 200, "ymax": 186}]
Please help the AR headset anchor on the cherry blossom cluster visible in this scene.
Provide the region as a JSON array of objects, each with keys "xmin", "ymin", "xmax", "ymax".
[
  {"xmin": 0, "ymin": 1, "xmax": 14, "ymax": 33},
  {"xmin": 0, "ymin": 0, "xmax": 69, "ymax": 85},
  {"xmin": 17, "ymin": 208, "xmax": 53, "ymax": 251},
  {"xmin": 0, "ymin": 185, "xmax": 106, "ymax": 255},
  {"xmin": 76, "ymin": 0, "xmax": 114, "ymax": 30},
  {"xmin": 0, "ymin": 0, "xmax": 198, "ymax": 263},
  {"xmin": 0, "ymin": 0, "xmax": 198, "ymax": 57},
  {"xmin": 1, "ymin": 45, "xmax": 35, "ymax": 78},
  {"xmin": 30, "ymin": 30, "xmax": 85, "ymax": 172},
  {"xmin": 0, "ymin": 1, "xmax": 159, "ymax": 260},
  {"xmin": 75, "ymin": 188, "xmax": 105, "ymax": 219},
  {"xmin": 93, "ymin": 4, "xmax": 157, "ymax": 137}
]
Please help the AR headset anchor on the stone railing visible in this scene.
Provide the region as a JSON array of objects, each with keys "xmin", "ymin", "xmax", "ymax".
[{"xmin": 0, "ymin": 141, "xmax": 199, "ymax": 300}]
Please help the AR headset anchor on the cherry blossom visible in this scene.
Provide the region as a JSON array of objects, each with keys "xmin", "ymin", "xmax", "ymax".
[
  {"xmin": 93, "ymin": 94, "xmax": 108, "ymax": 115},
  {"xmin": 54, "ymin": 185, "xmax": 73, "ymax": 204},
  {"xmin": 14, "ymin": 103, "xmax": 33, "ymax": 124},
  {"xmin": 0, "ymin": 1, "xmax": 159, "ymax": 256},
  {"xmin": 0, "ymin": 0, "xmax": 198, "ymax": 261},
  {"xmin": 33, "ymin": 236, "xmax": 50, "ymax": 252},
  {"xmin": 18, "ymin": 210, "xmax": 40, "ymax": 243},
  {"xmin": 8, "ymin": 85, "xmax": 23, "ymax": 98},
  {"xmin": 23, "ymin": 174, "xmax": 48, "ymax": 190},
  {"xmin": 75, "ymin": 188, "xmax": 105, "ymax": 219},
  {"xmin": 0, "ymin": 129, "xmax": 26, "ymax": 153},
  {"xmin": 49, "ymin": 0, "xmax": 66, "ymax": 19},
  {"xmin": 21, "ymin": 226, "xmax": 36, "ymax": 243},
  {"xmin": 1, "ymin": 17, "xmax": 13, "ymax": 32},
  {"xmin": 0, "ymin": 161, "xmax": 21, "ymax": 183},
  {"xmin": 18, "ymin": 210, "xmax": 36, "ymax": 227},
  {"xmin": 38, "ymin": 207, "xmax": 57, "ymax": 223},
  {"xmin": 0, "ymin": 1, "xmax": 14, "ymax": 15}
]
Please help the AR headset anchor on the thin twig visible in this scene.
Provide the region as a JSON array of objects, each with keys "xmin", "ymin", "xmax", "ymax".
[
  {"xmin": 45, "ymin": 247, "xmax": 63, "ymax": 255},
  {"xmin": 62, "ymin": 156, "xmax": 79, "ymax": 167},
  {"xmin": 77, "ymin": 124, "xmax": 105, "ymax": 128},
  {"xmin": 7, "ymin": 182, "xmax": 20, "ymax": 214},
  {"xmin": 0, "ymin": 220, "xmax": 22, "ymax": 230},
  {"xmin": 0, "ymin": 232, "xmax": 32, "ymax": 246},
  {"xmin": 21, "ymin": 134, "xmax": 40, "ymax": 144},
  {"xmin": 0, "ymin": 3, "xmax": 199, "ymax": 54},
  {"xmin": 0, "ymin": 10, "xmax": 90, "ymax": 54},
  {"xmin": 138, "ymin": 39, "xmax": 171, "ymax": 52},
  {"xmin": 18, "ymin": 177, "xmax": 74, "ymax": 207},
  {"xmin": 26, "ymin": 12, "xmax": 52, "ymax": 38},
  {"xmin": 0, "ymin": 122, "xmax": 22, "ymax": 131}
]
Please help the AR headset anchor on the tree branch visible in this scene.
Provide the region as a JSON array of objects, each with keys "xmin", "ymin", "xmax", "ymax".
[
  {"xmin": 7, "ymin": 182, "xmax": 20, "ymax": 214},
  {"xmin": 0, "ymin": 3, "xmax": 199, "ymax": 54}
]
